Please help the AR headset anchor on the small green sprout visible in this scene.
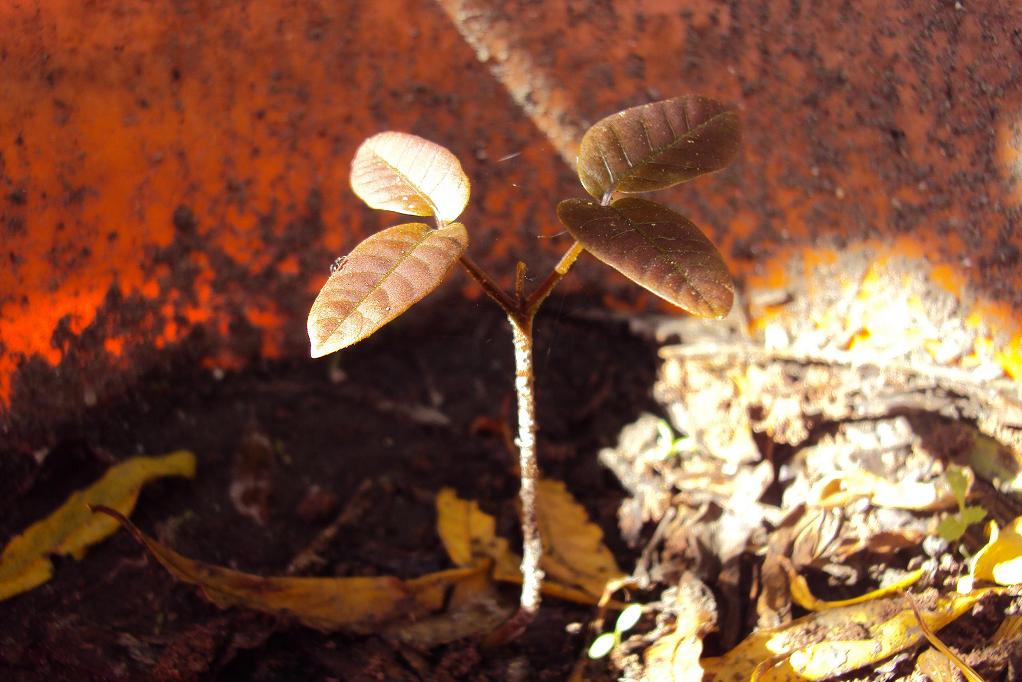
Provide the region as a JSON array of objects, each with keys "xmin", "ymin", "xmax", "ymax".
[
  {"xmin": 588, "ymin": 603, "xmax": 643, "ymax": 659},
  {"xmin": 655, "ymin": 418, "xmax": 698, "ymax": 459},
  {"xmin": 937, "ymin": 465, "xmax": 987, "ymax": 543}
]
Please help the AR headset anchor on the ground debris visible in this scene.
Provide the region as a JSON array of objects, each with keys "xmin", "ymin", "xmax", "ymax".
[{"xmin": 595, "ymin": 314, "xmax": 1022, "ymax": 680}]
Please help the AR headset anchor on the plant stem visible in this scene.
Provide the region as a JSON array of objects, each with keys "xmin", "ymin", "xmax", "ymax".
[
  {"xmin": 457, "ymin": 240, "xmax": 586, "ymax": 643},
  {"xmin": 459, "ymin": 254, "xmax": 517, "ymax": 312},
  {"xmin": 525, "ymin": 240, "xmax": 584, "ymax": 313},
  {"xmin": 487, "ymin": 312, "xmax": 543, "ymax": 643}
]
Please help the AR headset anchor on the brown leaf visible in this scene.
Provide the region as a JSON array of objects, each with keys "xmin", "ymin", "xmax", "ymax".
[
  {"xmin": 576, "ymin": 95, "xmax": 740, "ymax": 200},
  {"xmin": 0, "ymin": 451, "xmax": 196, "ymax": 601},
  {"xmin": 535, "ymin": 479, "xmax": 626, "ymax": 601},
  {"xmin": 385, "ymin": 568, "xmax": 512, "ymax": 648},
  {"xmin": 308, "ymin": 222, "xmax": 467, "ymax": 357},
  {"xmin": 557, "ymin": 197, "xmax": 733, "ymax": 318},
  {"xmin": 94, "ymin": 505, "xmax": 484, "ymax": 634},
  {"xmin": 350, "ymin": 131, "xmax": 470, "ymax": 223}
]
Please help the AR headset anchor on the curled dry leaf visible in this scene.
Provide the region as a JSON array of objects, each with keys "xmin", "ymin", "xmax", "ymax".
[
  {"xmin": 970, "ymin": 516, "xmax": 1022, "ymax": 585},
  {"xmin": 808, "ymin": 469, "xmax": 965, "ymax": 511},
  {"xmin": 350, "ymin": 131, "xmax": 470, "ymax": 223},
  {"xmin": 308, "ymin": 222, "xmax": 468, "ymax": 357},
  {"xmin": 0, "ymin": 451, "xmax": 196, "ymax": 601},
  {"xmin": 94, "ymin": 505, "xmax": 486, "ymax": 634},
  {"xmin": 783, "ymin": 557, "xmax": 925, "ymax": 611},
  {"xmin": 702, "ymin": 589, "xmax": 996, "ymax": 682},
  {"xmin": 557, "ymin": 197, "xmax": 733, "ymax": 318},
  {"xmin": 576, "ymin": 95, "xmax": 740, "ymax": 200}
]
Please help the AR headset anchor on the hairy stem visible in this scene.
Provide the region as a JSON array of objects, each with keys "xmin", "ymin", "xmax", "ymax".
[
  {"xmin": 512, "ymin": 314, "xmax": 543, "ymax": 604},
  {"xmin": 487, "ymin": 313, "xmax": 543, "ymax": 643},
  {"xmin": 458, "ymin": 241, "xmax": 587, "ymax": 644}
]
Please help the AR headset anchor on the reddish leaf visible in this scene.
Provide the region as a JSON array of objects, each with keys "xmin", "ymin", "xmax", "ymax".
[
  {"xmin": 308, "ymin": 222, "xmax": 468, "ymax": 357},
  {"xmin": 577, "ymin": 96, "xmax": 740, "ymax": 200},
  {"xmin": 557, "ymin": 198, "xmax": 733, "ymax": 318},
  {"xmin": 350, "ymin": 131, "xmax": 471, "ymax": 223}
]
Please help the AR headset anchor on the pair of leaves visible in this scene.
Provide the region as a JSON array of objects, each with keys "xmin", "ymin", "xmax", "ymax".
[
  {"xmin": 308, "ymin": 132, "xmax": 471, "ymax": 357},
  {"xmin": 558, "ymin": 95, "xmax": 740, "ymax": 319}
]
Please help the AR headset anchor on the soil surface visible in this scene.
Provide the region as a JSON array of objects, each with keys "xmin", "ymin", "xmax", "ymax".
[
  {"xmin": 0, "ymin": 293, "xmax": 660, "ymax": 681},
  {"xmin": 4, "ymin": 286, "xmax": 1022, "ymax": 681}
]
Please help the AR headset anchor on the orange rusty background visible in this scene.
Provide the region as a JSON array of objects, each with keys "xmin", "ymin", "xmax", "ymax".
[{"xmin": 2, "ymin": 0, "xmax": 1021, "ymax": 444}]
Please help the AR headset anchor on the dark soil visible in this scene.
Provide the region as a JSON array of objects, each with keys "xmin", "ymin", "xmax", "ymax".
[{"xmin": 0, "ymin": 293, "xmax": 660, "ymax": 681}]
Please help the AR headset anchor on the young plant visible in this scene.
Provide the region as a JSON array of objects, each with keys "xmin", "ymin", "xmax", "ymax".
[
  {"xmin": 937, "ymin": 465, "xmax": 987, "ymax": 545},
  {"xmin": 588, "ymin": 603, "xmax": 644, "ymax": 659},
  {"xmin": 307, "ymin": 96, "xmax": 740, "ymax": 640}
]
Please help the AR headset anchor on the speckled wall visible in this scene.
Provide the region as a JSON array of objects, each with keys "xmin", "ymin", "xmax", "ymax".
[{"xmin": 3, "ymin": 0, "xmax": 1021, "ymax": 446}]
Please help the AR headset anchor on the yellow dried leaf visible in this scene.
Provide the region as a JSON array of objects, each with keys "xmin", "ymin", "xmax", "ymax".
[
  {"xmin": 436, "ymin": 485, "xmax": 627, "ymax": 606},
  {"xmin": 435, "ymin": 488, "xmax": 520, "ymax": 582},
  {"xmin": 905, "ymin": 594, "xmax": 985, "ymax": 682},
  {"xmin": 536, "ymin": 479, "xmax": 627, "ymax": 600},
  {"xmin": 97, "ymin": 506, "xmax": 481, "ymax": 633},
  {"xmin": 784, "ymin": 557, "xmax": 924, "ymax": 611},
  {"xmin": 809, "ymin": 469, "xmax": 960, "ymax": 511},
  {"xmin": 702, "ymin": 590, "xmax": 993, "ymax": 681},
  {"xmin": 0, "ymin": 451, "xmax": 196, "ymax": 601},
  {"xmin": 993, "ymin": 613, "xmax": 1022, "ymax": 642},
  {"xmin": 644, "ymin": 575, "xmax": 714, "ymax": 682},
  {"xmin": 971, "ymin": 516, "xmax": 1022, "ymax": 585}
]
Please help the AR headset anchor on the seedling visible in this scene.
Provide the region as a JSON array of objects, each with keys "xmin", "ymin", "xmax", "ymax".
[
  {"xmin": 937, "ymin": 465, "xmax": 987, "ymax": 544},
  {"xmin": 307, "ymin": 96, "xmax": 740, "ymax": 640},
  {"xmin": 655, "ymin": 418, "xmax": 699, "ymax": 459},
  {"xmin": 588, "ymin": 603, "xmax": 644, "ymax": 659}
]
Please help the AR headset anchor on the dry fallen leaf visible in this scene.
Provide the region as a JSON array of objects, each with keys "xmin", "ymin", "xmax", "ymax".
[
  {"xmin": 783, "ymin": 557, "xmax": 925, "ymax": 611},
  {"xmin": 702, "ymin": 589, "xmax": 995, "ymax": 681},
  {"xmin": 385, "ymin": 565, "xmax": 512, "ymax": 648},
  {"xmin": 95, "ymin": 505, "xmax": 484, "ymax": 634},
  {"xmin": 970, "ymin": 515, "xmax": 1022, "ymax": 585},
  {"xmin": 436, "ymin": 484, "xmax": 627, "ymax": 606},
  {"xmin": 535, "ymin": 479, "xmax": 628, "ymax": 601},
  {"xmin": 435, "ymin": 488, "xmax": 519, "ymax": 582},
  {"xmin": 0, "ymin": 450, "xmax": 196, "ymax": 601},
  {"xmin": 808, "ymin": 469, "xmax": 962, "ymax": 511},
  {"xmin": 905, "ymin": 593, "xmax": 985, "ymax": 682},
  {"xmin": 643, "ymin": 574, "xmax": 715, "ymax": 682},
  {"xmin": 915, "ymin": 646, "xmax": 958, "ymax": 682}
]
